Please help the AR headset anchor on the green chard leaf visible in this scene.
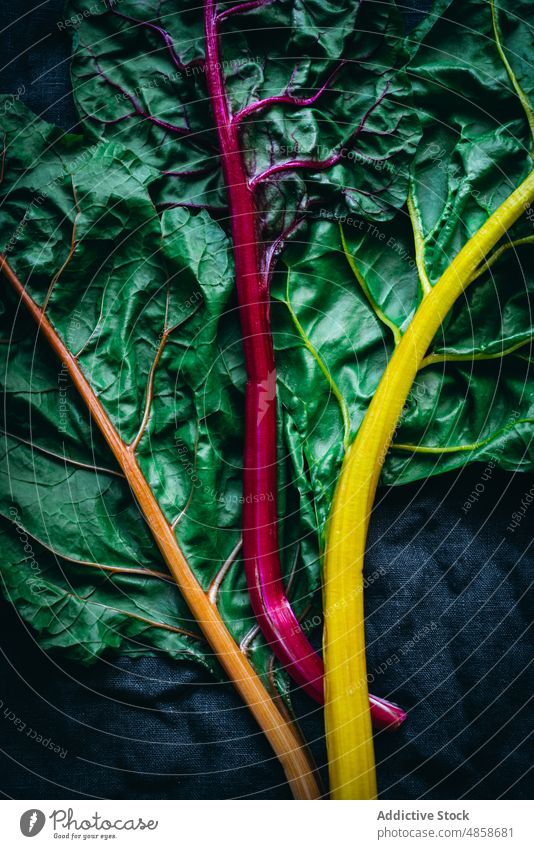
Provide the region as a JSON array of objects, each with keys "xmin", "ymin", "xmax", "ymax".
[
  {"xmin": 0, "ymin": 0, "xmax": 418, "ymax": 680},
  {"xmin": 335, "ymin": 0, "xmax": 534, "ymax": 485},
  {"xmin": 1, "ymin": 0, "xmax": 533, "ymax": 713},
  {"xmin": 68, "ymin": 0, "xmax": 418, "ymax": 221},
  {"xmin": 0, "ymin": 115, "xmax": 231, "ymax": 674}
]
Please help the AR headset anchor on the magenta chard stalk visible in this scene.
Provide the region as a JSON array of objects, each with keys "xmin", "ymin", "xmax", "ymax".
[{"xmin": 203, "ymin": 0, "xmax": 404, "ymax": 730}]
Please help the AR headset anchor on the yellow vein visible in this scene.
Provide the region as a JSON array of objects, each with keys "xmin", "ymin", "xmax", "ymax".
[
  {"xmin": 392, "ymin": 417, "xmax": 534, "ymax": 454},
  {"xmin": 323, "ymin": 169, "xmax": 534, "ymax": 800},
  {"xmin": 339, "ymin": 223, "xmax": 402, "ymax": 345},
  {"xmin": 407, "ymin": 191, "xmax": 433, "ymax": 298},
  {"xmin": 468, "ymin": 235, "xmax": 534, "ymax": 283},
  {"xmin": 284, "ymin": 268, "xmax": 351, "ymax": 451},
  {"xmin": 420, "ymin": 335, "xmax": 534, "ymax": 369},
  {"xmin": 490, "ymin": 0, "xmax": 534, "ymax": 154}
]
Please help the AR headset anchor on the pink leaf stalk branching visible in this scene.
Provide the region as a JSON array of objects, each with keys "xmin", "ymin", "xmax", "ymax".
[
  {"xmin": 249, "ymin": 82, "xmax": 391, "ymax": 188},
  {"xmin": 233, "ymin": 61, "xmax": 347, "ymax": 125},
  {"xmin": 216, "ymin": 0, "xmax": 276, "ymax": 24},
  {"xmin": 87, "ymin": 0, "xmax": 404, "ymax": 729},
  {"xmin": 204, "ymin": 0, "xmax": 405, "ymax": 730}
]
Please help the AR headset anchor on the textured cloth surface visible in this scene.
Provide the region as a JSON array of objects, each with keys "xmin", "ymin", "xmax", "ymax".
[{"xmin": 0, "ymin": 0, "xmax": 532, "ymax": 801}]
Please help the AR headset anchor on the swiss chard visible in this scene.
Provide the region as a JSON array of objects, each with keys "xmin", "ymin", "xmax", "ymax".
[
  {"xmin": 1, "ymin": 0, "xmax": 533, "ymax": 800},
  {"xmin": 321, "ymin": 0, "xmax": 534, "ymax": 798},
  {"xmin": 64, "ymin": 0, "xmax": 418, "ymax": 724},
  {"xmin": 0, "ymin": 0, "xmax": 417, "ymax": 796},
  {"xmin": 0, "ymin": 138, "xmax": 321, "ymax": 796}
]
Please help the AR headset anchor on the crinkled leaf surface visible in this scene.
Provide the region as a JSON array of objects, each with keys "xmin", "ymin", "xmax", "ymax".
[
  {"xmin": 1, "ymin": 0, "xmax": 533, "ymax": 678},
  {"xmin": 69, "ymin": 0, "xmax": 418, "ymax": 221},
  {"xmin": 334, "ymin": 0, "xmax": 534, "ymax": 486},
  {"xmin": 0, "ymin": 0, "xmax": 417, "ymax": 676}
]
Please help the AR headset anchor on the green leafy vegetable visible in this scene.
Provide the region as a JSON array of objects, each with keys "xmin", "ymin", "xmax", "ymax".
[
  {"xmin": 1, "ymin": 0, "xmax": 419, "ymax": 721},
  {"xmin": 321, "ymin": 0, "xmax": 534, "ymax": 799},
  {"xmin": 1, "ymin": 0, "xmax": 533, "ymax": 799}
]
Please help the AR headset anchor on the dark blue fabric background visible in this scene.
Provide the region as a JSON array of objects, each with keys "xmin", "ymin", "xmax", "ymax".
[{"xmin": 0, "ymin": 1, "xmax": 532, "ymax": 800}]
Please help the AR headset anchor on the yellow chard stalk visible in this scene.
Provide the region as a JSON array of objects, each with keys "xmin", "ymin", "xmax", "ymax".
[{"xmin": 323, "ymin": 169, "xmax": 534, "ymax": 800}]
